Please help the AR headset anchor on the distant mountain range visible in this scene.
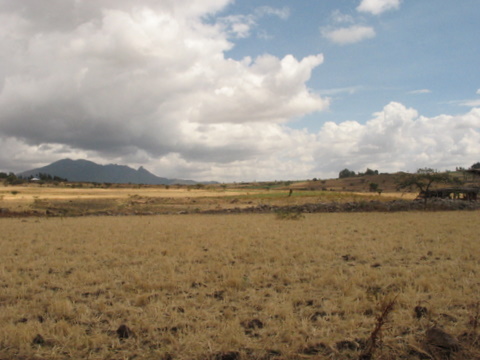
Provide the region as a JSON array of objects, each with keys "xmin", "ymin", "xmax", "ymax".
[{"xmin": 18, "ymin": 159, "xmax": 212, "ymax": 185}]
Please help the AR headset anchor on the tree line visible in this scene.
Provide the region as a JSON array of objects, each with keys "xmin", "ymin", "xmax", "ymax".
[{"xmin": 0, "ymin": 172, "xmax": 67, "ymax": 185}]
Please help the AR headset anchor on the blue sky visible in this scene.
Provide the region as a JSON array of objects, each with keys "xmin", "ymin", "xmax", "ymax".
[
  {"xmin": 223, "ymin": 0, "xmax": 480, "ymax": 128},
  {"xmin": 0, "ymin": 0, "xmax": 479, "ymax": 181}
]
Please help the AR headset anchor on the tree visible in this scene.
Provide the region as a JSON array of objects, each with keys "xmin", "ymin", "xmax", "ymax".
[
  {"xmin": 339, "ymin": 168, "xmax": 356, "ymax": 178},
  {"xmin": 4, "ymin": 172, "xmax": 25, "ymax": 185},
  {"xmin": 471, "ymin": 162, "xmax": 480, "ymax": 169},
  {"xmin": 396, "ymin": 169, "xmax": 461, "ymax": 209},
  {"xmin": 365, "ymin": 168, "xmax": 379, "ymax": 176}
]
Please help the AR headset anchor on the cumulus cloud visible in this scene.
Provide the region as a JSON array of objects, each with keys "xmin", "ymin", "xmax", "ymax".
[
  {"xmin": 322, "ymin": 25, "xmax": 376, "ymax": 45},
  {"xmin": 148, "ymin": 103, "xmax": 480, "ymax": 180},
  {"xmin": 2, "ymin": 100, "xmax": 479, "ymax": 181},
  {"xmin": 357, "ymin": 0, "xmax": 402, "ymax": 15}
]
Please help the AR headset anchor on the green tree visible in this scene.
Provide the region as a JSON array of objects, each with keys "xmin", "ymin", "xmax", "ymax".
[
  {"xmin": 339, "ymin": 168, "xmax": 356, "ymax": 178},
  {"xmin": 471, "ymin": 162, "xmax": 480, "ymax": 169},
  {"xmin": 396, "ymin": 169, "xmax": 461, "ymax": 209},
  {"xmin": 4, "ymin": 172, "xmax": 25, "ymax": 185}
]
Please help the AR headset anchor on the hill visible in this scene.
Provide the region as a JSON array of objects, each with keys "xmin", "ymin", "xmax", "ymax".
[
  {"xmin": 18, "ymin": 159, "xmax": 201, "ymax": 185},
  {"xmin": 233, "ymin": 170, "xmax": 478, "ymax": 194},
  {"xmin": 291, "ymin": 173, "xmax": 406, "ymax": 193}
]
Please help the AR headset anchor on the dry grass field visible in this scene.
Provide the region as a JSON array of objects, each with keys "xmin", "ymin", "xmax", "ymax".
[
  {"xmin": 0, "ymin": 184, "xmax": 413, "ymax": 216},
  {"xmin": 1, "ymin": 211, "xmax": 479, "ymax": 359}
]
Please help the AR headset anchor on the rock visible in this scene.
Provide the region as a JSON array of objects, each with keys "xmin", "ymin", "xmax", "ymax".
[
  {"xmin": 302, "ymin": 342, "xmax": 331, "ymax": 355},
  {"xmin": 336, "ymin": 340, "xmax": 360, "ymax": 351},
  {"xmin": 116, "ymin": 324, "xmax": 133, "ymax": 339},
  {"xmin": 211, "ymin": 290, "xmax": 225, "ymax": 300},
  {"xmin": 439, "ymin": 313, "xmax": 458, "ymax": 323},
  {"xmin": 310, "ymin": 311, "xmax": 328, "ymax": 321},
  {"xmin": 414, "ymin": 306, "xmax": 428, "ymax": 319},
  {"xmin": 408, "ymin": 345, "xmax": 432, "ymax": 359},
  {"xmin": 425, "ymin": 327, "xmax": 459, "ymax": 352},
  {"xmin": 241, "ymin": 318, "xmax": 264, "ymax": 330},
  {"xmin": 32, "ymin": 334, "xmax": 46, "ymax": 345},
  {"xmin": 214, "ymin": 351, "xmax": 240, "ymax": 360}
]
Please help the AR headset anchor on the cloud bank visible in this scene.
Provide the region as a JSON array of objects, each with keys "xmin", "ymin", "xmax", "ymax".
[{"xmin": 0, "ymin": 1, "xmax": 327, "ymax": 177}]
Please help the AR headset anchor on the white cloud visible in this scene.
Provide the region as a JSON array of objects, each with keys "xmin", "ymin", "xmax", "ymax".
[
  {"xmin": 255, "ymin": 6, "xmax": 290, "ymax": 20},
  {"xmin": 409, "ymin": 89, "xmax": 431, "ymax": 94},
  {"xmin": 459, "ymin": 99, "xmax": 480, "ymax": 107},
  {"xmin": 477, "ymin": 89, "xmax": 480, "ymax": 95},
  {"xmin": 319, "ymin": 86, "xmax": 362, "ymax": 96},
  {"xmin": 313, "ymin": 102, "xmax": 480, "ymax": 176},
  {"xmin": 330, "ymin": 10, "xmax": 354, "ymax": 24},
  {"xmin": 322, "ymin": 25, "xmax": 376, "ymax": 45},
  {"xmin": 3, "ymin": 102, "xmax": 479, "ymax": 181},
  {"xmin": 218, "ymin": 6, "xmax": 289, "ymax": 39},
  {"xmin": 0, "ymin": 0, "xmax": 328, "ymax": 178},
  {"xmin": 0, "ymin": 1, "xmax": 478, "ymax": 181},
  {"xmin": 218, "ymin": 14, "xmax": 256, "ymax": 38},
  {"xmin": 357, "ymin": 0, "xmax": 402, "ymax": 15}
]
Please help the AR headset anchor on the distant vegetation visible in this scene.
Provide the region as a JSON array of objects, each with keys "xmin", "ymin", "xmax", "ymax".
[
  {"xmin": 339, "ymin": 168, "xmax": 379, "ymax": 178},
  {"xmin": 0, "ymin": 172, "xmax": 66, "ymax": 185},
  {"xmin": 396, "ymin": 168, "xmax": 462, "ymax": 209}
]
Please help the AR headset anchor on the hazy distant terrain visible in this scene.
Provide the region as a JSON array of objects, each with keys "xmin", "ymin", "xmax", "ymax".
[{"xmin": 18, "ymin": 159, "xmax": 206, "ymax": 185}]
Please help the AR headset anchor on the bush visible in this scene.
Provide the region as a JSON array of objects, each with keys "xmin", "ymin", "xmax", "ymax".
[{"xmin": 275, "ymin": 209, "xmax": 305, "ymax": 220}]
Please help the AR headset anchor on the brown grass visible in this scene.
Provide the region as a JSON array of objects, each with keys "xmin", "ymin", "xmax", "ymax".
[
  {"xmin": 1, "ymin": 211, "xmax": 479, "ymax": 359},
  {"xmin": 0, "ymin": 184, "xmax": 415, "ymax": 215}
]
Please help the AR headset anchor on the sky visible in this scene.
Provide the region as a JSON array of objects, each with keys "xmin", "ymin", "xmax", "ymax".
[{"xmin": 0, "ymin": 0, "xmax": 479, "ymax": 182}]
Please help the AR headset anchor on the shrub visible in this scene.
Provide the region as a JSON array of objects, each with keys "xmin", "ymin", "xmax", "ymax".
[{"xmin": 275, "ymin": 209, "xmax": 305, "ymax": 220}]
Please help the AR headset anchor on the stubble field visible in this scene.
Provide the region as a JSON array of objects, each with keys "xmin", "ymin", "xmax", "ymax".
[{"xmin": 1, "ymin": 211, "xmax": 479, "ymax": 359}]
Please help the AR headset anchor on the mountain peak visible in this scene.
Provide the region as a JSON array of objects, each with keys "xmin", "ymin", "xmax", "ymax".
[{"xmin": 18, "ymin": 159, "xmax": 199, "ymax": 185}]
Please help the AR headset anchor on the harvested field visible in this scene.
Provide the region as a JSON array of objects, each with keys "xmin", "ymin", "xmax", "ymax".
[{"xmin": 1, "ymin": 211, "xmax": 479, "ymax": 359}]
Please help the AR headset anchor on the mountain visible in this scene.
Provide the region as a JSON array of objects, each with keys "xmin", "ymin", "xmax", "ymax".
[{"xmin": 18, "ymin": 159, "xmax": 201, "ymax": 185}]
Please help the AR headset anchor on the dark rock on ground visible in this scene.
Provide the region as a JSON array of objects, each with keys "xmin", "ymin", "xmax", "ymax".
[
  {"xmin": 214, "ymin": 351, "xmax": 240, "ymax": 360},
  {"xmin": 336, "ymin": 340, "xmax": 360, "ymax": 351},
  {"xmin": 116, "ymin": 324, "xmax": 133, "ymax": 339},
  {"xmin": 302, "ymin": 342, "xmax": 331, "ymax": 355},
  {"xmin": 240, "ymin": 318, "xmax": 264, "ymax": 330},
  {"xmin": 32, "ymin": 334, "xmax": 45, "ymax": 345},
  {"xmin": 425, "ymin": 327, "xmax": 460, "ymax": 359},
  {"xmin": 414, "ymin": 306, "xmax": 428, "ymax": 319}
]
